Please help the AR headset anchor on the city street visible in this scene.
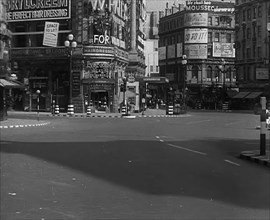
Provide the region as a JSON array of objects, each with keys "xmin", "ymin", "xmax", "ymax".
[{"xmin": 1, "ymin": 112, "xmax": 270, "ymax": 220}]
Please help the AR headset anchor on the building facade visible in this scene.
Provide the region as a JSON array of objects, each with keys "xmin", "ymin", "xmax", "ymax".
[
  {"xmin": 6, "ymin": 0, "xmax": 145, "ymax": 113},
  {"xmin": 235, "ymin": 0, "xmax": 270, "ymax": 107},
  {"xmin": 159, "ymin": 1, "xmax": 236, "ymax": 109}
]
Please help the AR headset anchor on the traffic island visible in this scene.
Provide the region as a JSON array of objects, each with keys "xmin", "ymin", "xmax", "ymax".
[{"xmin": 239, "ymin": 150, "xmax": 270, "ymax": 167}]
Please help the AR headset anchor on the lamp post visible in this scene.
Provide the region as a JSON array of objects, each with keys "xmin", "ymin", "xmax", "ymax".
[
  {"xmin": 219, "ymin": 58, "xmax": 226, "ymax": 103},
  {"xmin": 64, "ymin": 34, "xmax": 77, "ymax": 105},
  {"xmin": 36, "ymin": 89, "xmax": 40, "ymax": 121},
  {"xmin": 182, "ymin": 55, "xmax": 187, "ymax": 109},
  {"xmin": 267, "ymin": 22, "xmax": 270, "ymax": 106}
]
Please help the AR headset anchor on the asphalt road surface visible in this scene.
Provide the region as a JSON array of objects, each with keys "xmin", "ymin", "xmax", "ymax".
[{"xmin": 1, "ymin": 112, "xmax": 270, "ymax": 220}]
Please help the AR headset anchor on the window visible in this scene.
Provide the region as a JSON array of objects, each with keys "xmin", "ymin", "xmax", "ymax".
[
  {"xmin": 242, "ymin": 43, "xmax": 246, "ymax": 59},
  {"xmin": 258, "ymin": 6, "xmax": 262, "ymax": 17},
  {"xmin": 221, "ymin": 33, "xmax": 226, "ymax": 43},
  {"xmin": 208, "ymin": 32, "xmax": 212, "ymax": 42},
  {"xmin": 214, "ymin": 17, "xmax": 219, "ymax": 26},
  {"xmin": 214, "ymin": 33, "xmax": 220, "ymax": 42},
  {"xmin": 191, "ymin": 65, "xmax": 199, "ymax": 81},
  {"xmin": 253, "ymin": 43, "xmax": 256, "ymax": 58},
  {"xmin": 207, "ymin": 66, "xmax": 212, "ymax": 81},
  {"xmin": 247, "ymin": 28, "xmax": 251, "ymax": 39},
  {"xmin": 226, "ymin": 33, "xmax": 232, "ymax": 43},
  {"xmin": 257, "ymin": 25, "xmax": 262, "ymax": 38},
  {"xmin": 156, "ymin": 66, "xmax": 159, "ymax": 72},
  {"xmin": 207, "ymin": 46, "xmax": 212, "ymax": 56},
  {"xmin": 257, "ymin": 47, "xmax": 262, "ymax": 58},
  {"xmin": 243, "ymin": 10, "xmax": 246, "ymax": 21},
  {"xmin": 247, "ymin": 8, "xmax": 251, "ymax": 20},
  {"xmin": 253, "ymin": 7, "xmax": 256, "ymax": 18},
  {"xmin": 247, "ymin": 48, "xmax": 251, "ymax": 59},
  {"xmin": 208, "ymin": 17, "xmax": 212, "ymax": 26},
  {"xmin": 243, "ymin": 26, "xmax": 246, "ymax": 38}
]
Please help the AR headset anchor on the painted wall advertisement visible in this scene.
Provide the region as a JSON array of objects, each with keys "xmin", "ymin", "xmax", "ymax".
[
  {"xmin": 184, "ymin": 13, "xmax": 208, "ymax": 27},
  {"xmin": 43, "ymin": 22, "xmax": 59, "ymax": 47},
  {"xmin": 256, "ymin": 68, "xmax": 269, "ymax": 80},
  {"xmin": 185, "ymin": 44, "xmax": 207, "ymax": 59},
  {"xmin": 212, "ymin": 42, "xmax": 235, "ymax": 58},
  {"xmin": 185, "ymin": 28, "xmax": 208, "ymax": 44},
  {"xmin": 6, "ymin": 0, "xmax": 71, "ymax": 22}
]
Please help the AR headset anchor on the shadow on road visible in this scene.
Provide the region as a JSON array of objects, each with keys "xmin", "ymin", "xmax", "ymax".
[{"xmin": 1, "ymin": 138, "xmax": 269, "ymax": 210}]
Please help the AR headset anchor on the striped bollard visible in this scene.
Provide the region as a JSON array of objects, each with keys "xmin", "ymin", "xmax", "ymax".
[
  {"xmin": 55, "ymin": 104, "xmax": 60, "ymax": 115},
  {"xmin": 260, "ymin": 97, "xmax": 266, "ymax": 155},
  {"xmin": 168, "ymin": 105, "xmax": 174, "ymax": 115},
  {"xmin": 67, "ymin": 104, "xmax": 74, "ymax": 116},
  {"xmin": 86, "ymin": 106, "xmax": 91, "ymax": 117},
  {"xmin": 121, "ymin": 105, "xmax": 127, "ymax": 116}
]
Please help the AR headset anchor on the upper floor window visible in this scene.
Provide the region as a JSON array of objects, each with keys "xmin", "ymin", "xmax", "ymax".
[
  {"xmin": 257, "ymin": 25, "xmax": 262, "ymax": 38},
  {"xmin": 247, "ymin": 8, "xmax": 251, "ymax": 20},
  {"xmin": 247, "ymin": 28, "xmax": 251, "ymax": 39},
  {"xmin": 226, "ymin": 33, "xmax": 232, "ymax": 43},
  {"xmin": 243, "ymin": 10, "xmax": 246, "ymax": 21},
  {"xmin": 214, "ymin": 33, "xmax": 220, "ymax": 42},
  {"xmin": 258, "ymin": 6, "xmax": 262, "ymax": 17},
  {"xmin": 247, "ymin": 48, "xmax": 251, "ymax": 59},
  {"xmin": 257, "ymin": 46, "xmax": 262, "ymax": 58},
  {"xmin": 208, "ymin": 17, "xmax": 212, "ymax": 26},
  {"xmin": 253, "ymin": 7, "xmax": 256, "ymax": 18},
  {"xmin": 215, "ymin": 17, "xmax": 219, "ymax": 26},
  {"xmin": 208, "ymin": 32, "xmax": 212, "ymax": 42}
]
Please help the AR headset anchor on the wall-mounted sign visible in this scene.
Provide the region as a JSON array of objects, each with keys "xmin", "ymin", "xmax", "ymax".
[
  {"xmin": 185, "ymin": 1, "xmax": 234, "ymax": 13},
  {"xmin": 185, "ymin": 44, "xmax": 207, "ymax": 59},
  {"xmin": 93, "ymin": 34, "xmax": 111, "ymax": 44},
  {"xmin": 256, "ymin": 68, "xmax": 269, "ymax": 80},
  {"xmin": 185, "ymin": 28, "xmax": 208, "ymax": 44},
  {"xmin": 212, "ymin": 42, "xmax": 235, "ymax": 58},
  {"xmin": 6, "ymin": 0, "xmax": 71, "ymax": 22},
  {"xmin": 184, "ymin": 13, "xmax": 208, "ymax": 26},
  {"xmin": 43, "ymin": 22, "xmax": 59, "ymax": 47},
  {"xmin": 167, "ymin": 45, "xmax": 176, "ymax": 59},
  {"xmin": 159, "ymin": 47, "xmax": 166, "ymax": 60}
]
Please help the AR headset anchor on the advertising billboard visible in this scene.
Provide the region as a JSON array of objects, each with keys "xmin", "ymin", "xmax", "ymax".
[
  {"xmin": 43, "ymin": 22, "xmax": 59, "ymax": 47},
  {"xmin": 185, "ymin": 28, "xmax": 208, "ymax": 44},
  {"xmin": 184, "ymin": 13, "xmax": 208, "ymax": 27},
  {"xmin": 185, "ymin": 1, "xmax": 234, "ymax": 13},
  {"xmin": 212, "ymin": 42, "xmax": 235, "ymax": 58},
  {"xmin": 256, "ymin": 68, "xmax": 269, "ymax": 80},
  {"xmin": 6, "ymin": 0, "xmax": 71, "ymax": 22},
  {"xmin": 185, "ymin": 44, "xmax": 207, "ymax": 59}
]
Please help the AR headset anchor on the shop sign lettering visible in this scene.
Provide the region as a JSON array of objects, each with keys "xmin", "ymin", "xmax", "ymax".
[
  {"xmin": 93, "ymin": 34, "xmax": 111, "ymax": 44},
  {"xmin": 6, "ymin": 0, "xmax": 71, "ymax": 22}
]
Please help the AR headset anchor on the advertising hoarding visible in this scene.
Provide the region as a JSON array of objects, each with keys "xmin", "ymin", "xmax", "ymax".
[
  {"xmin": 43, "ymin": 22, "xmax": 59, "ymax": 47},
  {"xmin": 256, "ymin": 68, "xmax": 269, "ymax": 80},
  {"xmin": 185, "ymin": 44, "xmax": 207, "ymax": 59},
  {"xmin": 6, "ymin": 0, "xmax": 71, "ymax": 22},
  {"xmin": 184, "ymin": 13, "xmax": 208, "ymax": 26},
  {"xmin": 167, "ymin": 45, "xmax": 175, "ymax": 59},
  {"xmin": 185, "ymin": 1, "xmax": 234, "ymax": 13},
  {"xmin": 159, "ymin": 47, "xmax": 166, "ymax": 60},
  {"xmin": 185, "ymin": 28, "xmax": 208, "ymax": 44},
  {"xmin": 212, "ymin": 42, "xmax": 235, "ymax": 58}
]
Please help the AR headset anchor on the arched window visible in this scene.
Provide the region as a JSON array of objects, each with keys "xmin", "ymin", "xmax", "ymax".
[
  {"xmin": 226, "ymin": 67, "xmax": 231, "ymax": 82},
  {"xmin": 207, "ymin": 66, "xmax": 212, "ymax": 81},
  {"xmin": 215, "ymin": 66, "xmax": 220, "ymax": 83}
]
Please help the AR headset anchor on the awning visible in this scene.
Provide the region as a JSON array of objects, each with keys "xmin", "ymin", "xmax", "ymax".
[
  {"xmin": 226, "ymin": 90, "xmax": 238, "ymax": 98},
  {"xmin": 0, "ymin": 79, "xmax": 25, "ymax": 88},
  {"xmin": 232, "ymin": 92, "xmax": 250, "ymax": 99},
  {"xmin": 244, "ymin": 92, "xmax": 262, "ymax": 99}
]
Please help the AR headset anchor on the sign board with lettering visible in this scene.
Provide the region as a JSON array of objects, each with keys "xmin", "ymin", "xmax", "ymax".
[
  {"xmin": 256, "ymin": 68, "xmax": 269, "ymax": 80},
  {"xmin": 184, "ymin": 13, "xmax": 208, "ymax": 26},
  {"xmin": 43, "ymin": 22, "xmax": 59, "ymax": 47},
  {"xmin": 6, "ymin": 0, "xmax": 71, "ymax": 22},
  {"xmin": 185, "ymin": 28, "xmax": 208, "ymax": 44},
  {"xmin": 213, "ymin": 42, "xmax": 235, "ymax": 58},
  {"xmin": 185, "ymin": 44, "xmax": 207, "ymax": 59}
]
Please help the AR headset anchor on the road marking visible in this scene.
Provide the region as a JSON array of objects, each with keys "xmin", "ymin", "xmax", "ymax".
[
  {"xmin": 167, "ymin": 143, "xmax": 207, "ymax": 156},
  {"xmin": 224, "ymin": 160, "xmax": 240, "ymax": 167}
]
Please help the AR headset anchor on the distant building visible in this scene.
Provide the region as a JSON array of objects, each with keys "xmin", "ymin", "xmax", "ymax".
[
  {"xmin": 159, "ymin": 0, "xmax": 236, "ymax": 109},
  {"xmin": 235, "ymin": 0, "xmax": 270, "ymax": 104}
]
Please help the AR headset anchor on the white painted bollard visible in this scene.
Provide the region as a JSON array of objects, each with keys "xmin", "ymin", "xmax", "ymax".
[
  {"xmin": 67, "ymin": 104, "xmax": 74, "ymax": 116},
  {"xmin": 86, "ymin": 106, "xmax": 91, "ymax": 117}
]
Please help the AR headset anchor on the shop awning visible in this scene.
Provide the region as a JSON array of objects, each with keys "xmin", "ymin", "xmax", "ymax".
[
  {"xmin": 0, "ymin": 79, "xmax": 25, "ymax": 88},
  {"xmin": 244, "ymin": 92, "xmax": 262, "ymax": 99},
  {"xmin": 226, "ymin": 90, "xmax": 238, "ymax": 98},
  {"xmin": 232, "ymin": 92, "xmax": 250, "ymax": 99}
]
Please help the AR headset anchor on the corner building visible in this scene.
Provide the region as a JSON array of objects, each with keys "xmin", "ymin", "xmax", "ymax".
[
  {"xmin": 7, "ymin": 0, "xmax": 143, "ymax": 113},
  {"xmin": 159, "ymin": 1, "xmax": 236, "ymax": 109}
]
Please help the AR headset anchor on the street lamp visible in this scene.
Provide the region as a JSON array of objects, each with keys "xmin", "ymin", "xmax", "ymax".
[
  {"xmin": 182, "ymin": 55, "xmax": 187, "ymax": 109},
  {"xmin": 65, "ymin": 34, "xmax": 77, "ymax": 105},
  {"xmin": 219, "ymin": 58, "xmax": 226, "ymax": 103},
  {"xmin": 36, "ymin": 89, "xmax": 40, "ymax": 121}
]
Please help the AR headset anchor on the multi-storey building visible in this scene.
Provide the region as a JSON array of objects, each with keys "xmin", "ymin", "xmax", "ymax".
[
  {"xmin": 235, "ymin": 0, "xmax": 270, "ymax": 107},
  {"xmin": 6, "ymin": 0, "xmax": 145, "ymax": 113},
  {"xmin": 159, "ymin": 0, "xmax": 236, "ymax": 109}
]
